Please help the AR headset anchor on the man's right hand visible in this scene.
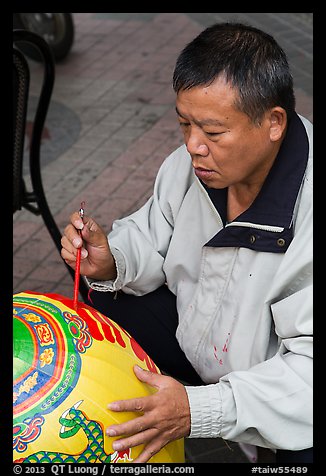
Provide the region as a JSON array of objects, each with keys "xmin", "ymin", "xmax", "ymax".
[{"xmin": 61, "ymin": 212, "xmax": 117, "ymax": 281}]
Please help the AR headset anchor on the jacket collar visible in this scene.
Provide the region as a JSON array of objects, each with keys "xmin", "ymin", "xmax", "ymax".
[{"xmin": 201, "ymin": 113, "xmax": 309, "ymax": 252}]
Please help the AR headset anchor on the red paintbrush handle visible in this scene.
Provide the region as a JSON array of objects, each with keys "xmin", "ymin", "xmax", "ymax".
[
  {"xmin": 73, "ymin": 244, "xmax": 81, "ymax": 310},
  {"xmin": 73, "ymin": 201, "xmax": 85, "ymax": 311}
]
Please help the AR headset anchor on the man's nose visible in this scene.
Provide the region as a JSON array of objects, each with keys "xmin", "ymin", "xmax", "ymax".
[{"xmin": 186, "ymin": 130, "xmax": 209, "ymax": 157}]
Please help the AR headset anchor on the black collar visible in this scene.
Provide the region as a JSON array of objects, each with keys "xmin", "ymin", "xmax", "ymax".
[{"xmin": 201, "ymin": 113, "xmax": 309, "ymax": 252}]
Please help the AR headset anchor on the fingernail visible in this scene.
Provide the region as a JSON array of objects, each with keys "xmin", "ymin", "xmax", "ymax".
[
  {"xmin": 135, "ymin": 365, "xmax": 145, "ymax": 371},
  {"xmin": 73, "ymin": 237, "xmax": 82, "ymax": 247},
  {"xmin": 106, "ymin": 428, "xmax": 116, "ymax": 437},
  {"xmin": 75, "ymin": 220, "xmax": 84, "ymax": 230},
  {"xmin": 113, "ymin": 441, "xmax": 122, "ymax": 451},
  {"xmin": 81, "ymin": 248, "xmax": 88, "ymax": 258},
  {"xmin": 108, "ymin": 402, "xmax": 119, "ymax": 410}
]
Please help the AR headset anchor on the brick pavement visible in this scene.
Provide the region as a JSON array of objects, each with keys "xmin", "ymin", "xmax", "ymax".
[{"xmin": 13, "ymin": 13, "xmax": 313, "ymax": 463}]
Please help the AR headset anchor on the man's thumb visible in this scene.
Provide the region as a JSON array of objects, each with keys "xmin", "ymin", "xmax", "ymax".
[
  {"xmin": 81, "ymin": 217, "xmax": 107, "ymax": 247},
  {"xmin": 133, "ymin": 365, "xmax": 160, "ymax": 388}
]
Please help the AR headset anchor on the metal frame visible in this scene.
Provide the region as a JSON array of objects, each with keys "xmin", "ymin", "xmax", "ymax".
[{"xmin": 13, "ymin": 29, "xmax": 89, "ymax": 302}]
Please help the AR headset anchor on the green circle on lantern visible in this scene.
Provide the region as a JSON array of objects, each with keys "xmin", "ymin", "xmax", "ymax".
[{"xmin": 13, "ymin": 318, "xmax": 34, "ymax": 380}]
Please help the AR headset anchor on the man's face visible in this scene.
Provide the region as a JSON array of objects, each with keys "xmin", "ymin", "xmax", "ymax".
[{"xmin": 175, "ymin": 76, "xmax": 281, "ymax": 190}]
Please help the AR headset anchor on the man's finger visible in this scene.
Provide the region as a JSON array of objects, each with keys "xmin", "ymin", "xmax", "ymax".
[
  {"xmin": 108, "ymin": 395, "xmax": 148, "ymax": 413},
  {"xmin": 110, "ymin": 428, "xmax": 158, "ymax": 453}
]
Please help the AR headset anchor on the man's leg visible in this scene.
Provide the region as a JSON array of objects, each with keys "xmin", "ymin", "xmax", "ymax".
[{"xmin": 87, "ymin": 285, "xmax": 203, "ymax": 385}]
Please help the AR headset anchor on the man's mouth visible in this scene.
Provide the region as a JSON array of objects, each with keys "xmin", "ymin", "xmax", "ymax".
[{"xmin": 194, "ymin": 167, "xmax": 215, "ymax": 180}]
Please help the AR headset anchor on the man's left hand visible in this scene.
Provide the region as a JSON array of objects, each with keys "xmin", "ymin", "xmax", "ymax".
[{"xmin": 106, "ymin": 364, "xmax": 191, "ymax": 463}]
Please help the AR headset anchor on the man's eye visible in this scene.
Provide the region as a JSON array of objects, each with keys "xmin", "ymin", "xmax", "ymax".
[{"xmin": 205, "ymin": 131, "xmax": 222, "ymax": 136}]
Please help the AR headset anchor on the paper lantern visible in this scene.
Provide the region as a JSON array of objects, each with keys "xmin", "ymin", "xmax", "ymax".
[{"xmin": 13, "ymin": 291, "xmax": 185, "ymax": 463}]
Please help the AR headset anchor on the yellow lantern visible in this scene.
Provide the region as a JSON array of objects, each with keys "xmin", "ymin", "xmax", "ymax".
[{"xmin": 13, "ymin": 291, "xmax": 185, "ymax": 463}]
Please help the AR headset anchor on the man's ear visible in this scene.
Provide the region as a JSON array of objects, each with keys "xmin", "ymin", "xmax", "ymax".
[{"xmin": 269, "ymin": 107, "xmax": 287, "ymax": 142}]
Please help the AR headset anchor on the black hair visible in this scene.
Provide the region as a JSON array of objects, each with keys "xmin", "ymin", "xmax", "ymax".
[{"xmin": 173, "ymin": 22, "xmax": 296, "ymax": 124}]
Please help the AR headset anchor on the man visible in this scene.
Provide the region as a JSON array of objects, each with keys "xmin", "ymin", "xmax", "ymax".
[{"xmin": 61, "ymin": 23, "xmax": 313, "ymax": 463}]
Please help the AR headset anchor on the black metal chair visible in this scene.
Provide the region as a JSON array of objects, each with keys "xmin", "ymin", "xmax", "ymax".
[{"xmin": 13, "ymin": 29, "xmax": 89, "ymax": 302}]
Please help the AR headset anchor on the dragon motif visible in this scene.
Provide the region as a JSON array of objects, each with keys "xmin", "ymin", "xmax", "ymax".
[{"xmin": 14, "ymin": 401, "xmax": 132, "ymax": 464}]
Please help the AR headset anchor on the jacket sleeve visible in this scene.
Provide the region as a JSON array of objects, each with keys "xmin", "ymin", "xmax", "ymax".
[
  {"xmin": 186, "ymin": 166, "xmax": 313, "ymax": 450},
  {"xmin": 88, "ymin": 145, "xmax": 194, "ymax": 296}
]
